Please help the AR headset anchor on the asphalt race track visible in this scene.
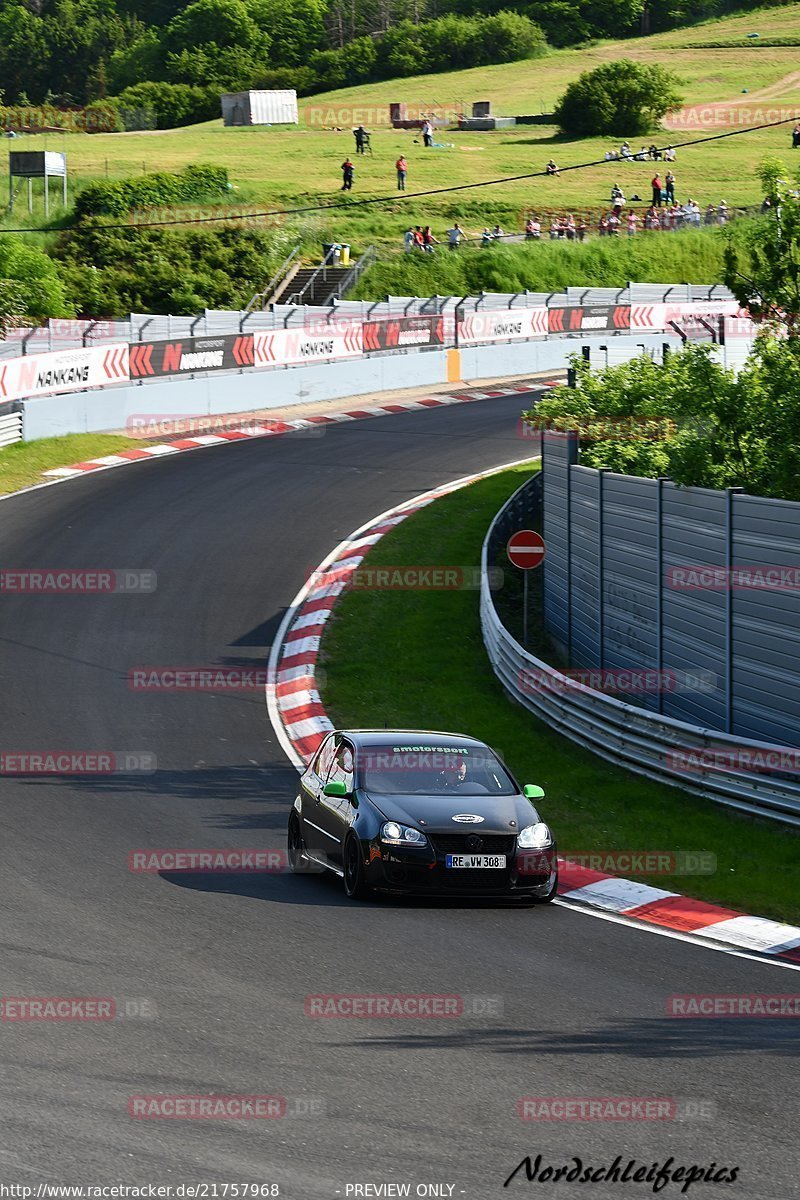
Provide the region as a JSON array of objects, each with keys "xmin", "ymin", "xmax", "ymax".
[{"xmin": 0, "ymin": 393, "xmax": 797, "ymax": 1199}]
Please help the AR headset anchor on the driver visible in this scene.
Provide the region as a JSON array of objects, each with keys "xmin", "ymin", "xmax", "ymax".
[{"xmin": 437, "ymin": 756, "xmax": 469, "ymax": 789}]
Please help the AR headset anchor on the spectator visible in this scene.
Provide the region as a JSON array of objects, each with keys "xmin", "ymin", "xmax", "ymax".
[
  {"xmin": 663, "ymin": 145, "xmax": 676, "ymax": 162},
  {"xmin": 549, "ymin": 217, "xmax": 561, "ymax": 239},
  {"xmin": 546, "ymin": 159, "xmax": 560, "ymax": 176},
  {"xmin": 607, "ymin": 211, "xmax": 621, "ymax": 236},
  {"xmin": 492, "ymin": 223, "xmax": 505, "ymax": 240},
  {"xmin": 704, "ymin": 203, "xmax": 716, "ymax": 226},
  {"xmin": 598, "ymin": 214, "xmax": 609, "ymax": 237},
  {"xmin": 354, "ymin": 125, "xmax": 369, "ymax": 155},
  {"xmin": 422, "ymin": 119, "xmax": 433, "ymax": 148},
  {"xmin": 645, "ymin": 206, "xmax": 659, "ymax": 230},
  {"xmin": 395, "ymin": 155, "xmax": 407, "ymax": 191},
  {"xmin": 404, "ymin": 226, "xmax": 415, "ymax": 252},
  {"xmin": 620, "ymin": 141, "xmax": 632, "ymax": 159},
  {"xmin": 481, "ymin": 227, "xmax": 494, "ymax": 248},
  {"xmin": 718, "ymin": 200, "xmax": 728, "ymax": 226},
  {"xmin": 525, "ymin": 216, "xmax": 541, "ymax": 240},
  {"xmin": 576, "ymin": 218, "xmax": 587, "ymax": 241},
  {"xmin": 651, "ymin": 172, "xmax": 663, "ymax": 207},
  {"xmin": 611, "ymin": 183, "xmax": 625, "ymax": 205},
  {"xmin": 413, "ymin": 225, "xmax": 425, "ymax": 249},
  {"xmin": 761, "ymin": 196, "xmax": 773, "ymax": 214},
  {"xmin": 422, "ymin": 225, "xmax": 438, "ymax": 253},
  {"xmin": 565, "ymin": 213, "xmax": 576, "ymax": 240},
  {"xmin": 648, "ymin": 144, "xmax": 661, "ymax": 160},
  {"xmin": 627, "ymin": 210, "xmax": 638, "ymax": 236},
  {"xmin": 659, "ymin": 207, "xmax": 669, "ymax": 230},
  {"xmin": 793, "ymin": 123, "xmax": 800, "ymax": 148},
  {"xmin": 341, "ymin": 157, "xmax": 354, "ymax": 190},
  {"xmin": 665, "ymin": 170, "xmax": 676, "ymax": 204},
  {"xmin": 604, "ymin": 150, "xmax": 615, "ymax": 161},
  {"xmin": 635, "ymin": 146, "xmax": 648, "ymax": 161},
  {"xmin": 446, "ymin": 222, "xmax": 465, "ymax": 250}
]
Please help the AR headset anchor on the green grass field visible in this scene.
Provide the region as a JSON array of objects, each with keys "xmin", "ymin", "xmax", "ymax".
[
  {"xmin": 5, "ymin": 5, "xmax": 800, "ymax": 258},
  {"xmin": 320, "ymin": 465, "xmax": 800, "ymax": 924}
]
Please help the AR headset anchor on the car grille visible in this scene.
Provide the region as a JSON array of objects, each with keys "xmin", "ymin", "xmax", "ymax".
[{"xmin": 429, "ymin": 834, "xmax": 517, "ymax": 856}]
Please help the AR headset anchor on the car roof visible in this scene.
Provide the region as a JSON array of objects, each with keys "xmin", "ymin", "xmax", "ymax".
[{"xmin": 337, "ymin": 730, "xmax": 490, "ymax": 750}]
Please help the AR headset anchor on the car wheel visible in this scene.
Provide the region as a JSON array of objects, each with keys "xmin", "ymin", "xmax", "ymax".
[
  {"xmin": 343, "ymin": 834, "xmax": 369, "ymax": 900},
  {"xmin": 287, "ymin": 812, "xmax": 306, "ymax": 873}
]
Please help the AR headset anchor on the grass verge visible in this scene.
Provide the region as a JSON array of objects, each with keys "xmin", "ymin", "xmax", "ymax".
[
  {"xmin": 0, "ymin": 434, "xmax": 138, "ymax": 495},
  {"xmin": 320, "ymin": 462, "xmax": 800, "ymax": 925}
]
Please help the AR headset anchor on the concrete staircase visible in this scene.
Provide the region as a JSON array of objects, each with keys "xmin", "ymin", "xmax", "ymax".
[{"xmin": 283, "ymin": 266, "xmax": 353, "ymax": 306}]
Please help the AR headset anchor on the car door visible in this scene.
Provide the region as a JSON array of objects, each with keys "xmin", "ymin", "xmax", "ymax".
[
  {"xmin": 315, "ymin": 737, "xmax": 356, "ymax": 868},
  {"xmin": 300, "ymin": 733, "xmax": 337, "ymax": 857}
]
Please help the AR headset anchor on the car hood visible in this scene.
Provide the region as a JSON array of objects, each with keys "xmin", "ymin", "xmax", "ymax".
[{"xmin": 362, "ymin": 791, "xmax": 535, "ymax": 835}]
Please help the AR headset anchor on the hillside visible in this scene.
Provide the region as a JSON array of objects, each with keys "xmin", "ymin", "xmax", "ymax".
[{"xmin": 3, "ymin": 3, "xmax": 800, "ymax": 309}]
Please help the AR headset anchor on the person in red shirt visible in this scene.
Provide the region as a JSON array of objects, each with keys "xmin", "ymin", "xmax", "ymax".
[
  {"xmin": 651, "ymin": 173, "xmax": 662, "ymax": 207},
  {"xmin": 396, "ymin": 155, "xmax": 407, "ymax": 191}
]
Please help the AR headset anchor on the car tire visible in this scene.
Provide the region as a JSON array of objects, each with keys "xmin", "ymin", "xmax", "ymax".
[
  {"xmin": 287, "ymin": 811, "xmax": 306, "ymax": 873},
  {"xmin": 343, "ymin": 834, "xmax": 370, "ymax": 900}
]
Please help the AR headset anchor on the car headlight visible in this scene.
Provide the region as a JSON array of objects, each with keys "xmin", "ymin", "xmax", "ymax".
[
  {"xmin": 381, "ymin": 821, "xmax": 428, "ymax": 846},
  {"xmin": 517, "ymin": 822, "xmax": 553, "ymax": 849}
]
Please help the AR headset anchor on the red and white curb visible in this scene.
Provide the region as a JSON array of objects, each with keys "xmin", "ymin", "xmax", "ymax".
[
  {"xmin": 40, "ymin": 381, "xmax": 552, "ymax": 480},
  {"xmin": 266, "ymin": 467, "xmax": 800, "ymax": 968}
]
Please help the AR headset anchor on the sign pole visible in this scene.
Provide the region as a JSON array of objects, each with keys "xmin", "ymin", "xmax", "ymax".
[{"xmin": 523, "ymin": 571, "xmax": 529, "ymax": 648}]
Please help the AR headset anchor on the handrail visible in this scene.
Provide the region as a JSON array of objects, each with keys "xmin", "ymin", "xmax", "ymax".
[
  {"xmin": 331, "ymin": 245, "xmax": 376, "ymax": 304},
  {"xmin": 286, "ymin": 243, "xmax": 341, "ymax": 306},
  {"xmin": 245, "ymin": 244, "xmax": 301, "ymax": 314}
]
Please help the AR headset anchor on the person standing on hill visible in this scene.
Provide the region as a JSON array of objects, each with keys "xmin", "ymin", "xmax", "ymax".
[
  {"xmin": 395, "ymin": 155, "xmax": 407, "ymax": 190},
  {"xmin": 665, "ymin": 170, "xmax": 676, "ymax": 204},
  {"xmin": 422, "ymin": 119, "xmax": 433, "ymax": 148},
  {"xmin": 793, "ymin": 123, "xmax": 800, "ymax": 148},
  {"xmin": 446, "ymin": 222, "xmax": 465, "ymax": 250},
  {"xmin": 354, "ymin": 125, "xmax": 368, "ymax": 155},
  {"xmin": 341, "ymin": 158, "xmax": 354, "ymax": 190},
  {"xmin": 651, "ymin": 172, "xmax": 662, "ymax": 207}
]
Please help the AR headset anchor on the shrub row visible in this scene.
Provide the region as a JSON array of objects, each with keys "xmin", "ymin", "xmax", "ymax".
[{"xmin": 73, "ymin": 164, "xmax": 229, "ymax": 220}]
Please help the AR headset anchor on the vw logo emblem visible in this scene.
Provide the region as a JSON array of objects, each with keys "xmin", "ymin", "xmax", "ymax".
[
  {"xmin": 451, "ymin": 814, "xmax": 484, "ymax": 824},
  {"xmin": 466, "ymin": 834, "xmax": 483, "ymax": 852}
]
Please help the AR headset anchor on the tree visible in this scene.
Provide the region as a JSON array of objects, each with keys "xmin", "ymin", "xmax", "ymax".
[
  {"xmin": 0, "ymin": 235, "xmax": 74, "ymax": 321},
  {"xmin": 522, "ymin": 341, "xmax": 800, "ymax": 500},
  {"xmin": 0, "ymin": 3, "xmax": 49, "ymax": 104},
  {"xmin": 724, "ymin": 190, "xmax": 800, "ymax": 339},
  {"xmin": 554, "ymin": 59, "xmax": 683, "ymax": 137}
]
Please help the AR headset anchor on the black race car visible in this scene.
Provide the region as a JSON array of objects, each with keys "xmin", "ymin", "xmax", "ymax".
[{"xmin": 287, "ymin": 729, "xmax": 558, "ymax": 902}]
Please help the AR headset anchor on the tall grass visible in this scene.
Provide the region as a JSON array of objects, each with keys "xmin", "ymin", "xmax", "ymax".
[{"xmin": 351, "ymin": 226, "xmax": 737, "ymax": 298}]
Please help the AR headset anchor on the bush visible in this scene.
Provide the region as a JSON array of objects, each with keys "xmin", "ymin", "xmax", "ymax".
[
  {"xmin": 54, "ymin": 223, "xmax": 294, "ymax": 316},
  {"xmin": 112, "ymin": 80, "xmax": 218, "ymax": 129},
  {"xmin": 555, "ymin": 59, "xmax": 683, "ymax": 137},
  {"xmin": 73, "ymin": 163, "xmax": 229, "ymax": 220}
]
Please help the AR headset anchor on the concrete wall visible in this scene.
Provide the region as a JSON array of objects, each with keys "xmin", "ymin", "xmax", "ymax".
[{"xmin": 20, "ymin": 334, "xmax": 681, "ymax": 441}]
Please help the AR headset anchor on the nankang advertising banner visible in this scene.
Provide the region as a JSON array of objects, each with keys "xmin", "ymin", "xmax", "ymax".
[
  {"xmin": 129, "ymin": 334, "xmax": 254, "ymax": 378},
  {"xmin": 457, "ymin": 309, "xmax": 548, "ymax": 345},
  {"xmin": 254, "ymin": 324, "xmax": 363, "ymax": 367},
  {"xmin": 548, "ymin": 306, "xmax": 631, "ymax": 334},
  {"xmin": 363, "ymin": 315, "xmax": 445, "ymax": 351},
  {"xmin": 0, "ymin": 343, "xmax": 129, "ymax": 401}
]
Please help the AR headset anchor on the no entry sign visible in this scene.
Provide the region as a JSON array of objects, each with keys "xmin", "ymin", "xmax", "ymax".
[{"xmin": 507, "ymin": 530, "xmax": 546, "ymax": 570}]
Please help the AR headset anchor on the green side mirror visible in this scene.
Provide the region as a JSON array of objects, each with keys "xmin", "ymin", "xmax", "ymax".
[
  {"xmin": 524, "ymin": 784, "xmax": 545, "ymax": 800},
  {"xmin": 323, "ymin": 780, "xmax": 349, "ymax": 797}
]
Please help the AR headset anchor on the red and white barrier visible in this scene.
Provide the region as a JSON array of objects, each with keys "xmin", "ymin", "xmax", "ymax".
[{"xmin": 0, "ymin": 342, "xmax": 130, "ymax": 402}]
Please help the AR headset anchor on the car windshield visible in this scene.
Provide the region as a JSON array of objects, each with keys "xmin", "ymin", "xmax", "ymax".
[{"xmin": 358, "ymin": 743, "xmax": 516, "ymax": 795}]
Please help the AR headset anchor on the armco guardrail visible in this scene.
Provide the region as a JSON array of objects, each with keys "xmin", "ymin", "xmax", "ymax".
[
  {"xmin": 0, "ymin": 404, "xmax": 22, "ymax": 448},
  {"xmin": 480, "ymin": 473, "xmax": 800, "ymax": 827}
]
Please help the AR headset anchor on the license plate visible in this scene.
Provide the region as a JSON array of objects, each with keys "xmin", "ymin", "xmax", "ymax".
[{"xmin": 446, "ymin": 854, "xmax": 506, "ymax": 869}]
